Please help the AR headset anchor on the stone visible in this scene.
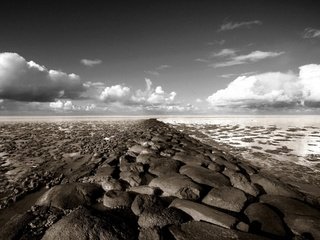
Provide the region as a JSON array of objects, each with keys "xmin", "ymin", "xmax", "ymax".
[
  {"xmin": 244, "ymin": 202, "xmax": 287, "ymax": 237},
  {"xmin": 149, "ymin": 174, "xmax": 203, "ymax": 200},
  {"xmin": 251, "ymin": 174, "xmax": 302, "ymax": 199},
  {"xmin": 180, "ymin": 165, "xmax": 230, "ymax": 188},
  {"xmin": 103, "ymin": 190, "xmax": 133, "ymax": 208},
  {"xmin": 173, "ymin": 152, "xmax": 211, "ymax": 166},
  {"xmin": 42, "ymin": 207, "xmax": 137, "ymax": 240},
  {"xmin": 236, "ymin": 222, "xmax": 250, "ymax": 232},
  {"xmin": 120, "ymin": 157, "xmax": 144, "ymax": 172},
  {"xmin": 131, "ymin": 194, "xmax": 165, "ymax": 216},
  {"xmin": 94, "ymin": 165, "xmax": 115, "ymax": 179},
  {"xmin": 202, "ymin": 186, "xmax": 247, "ymax": 212},
  {"xmin": 138, "ymin": 207, "xmax": 186, "ymax": 228},
  {"xmin": 148, "ymin": 157, "xmax": 181, "ymax": 176},
  {"xmin": 128, "ymin": 144, "xmax": 153, "ymax": 155},
  {"xmin": 223, "ymin": 168, "xmax": 259, "ymax": 197},
  {"xmin": 36, "ymin": 183, "xmax": 102, "ymax": 210},
  {"xmin": 101, "ymin": 177, "xmax": 123, "ymax": 191},
  {"xmin": 169, "ymin": 221, "xmax": 269, "ymax": 240},
  {"xmin": 127, "ymin": 185, "xmax": 158, "ymax": 195},
  {"xmin": 284, "ymin": 214, "xmax": 320, "ymax": 240},
  {"xmin": 259, "ymin": 194, "xmax": 320, "ymax": 217},
  {"xmin": 139, "ymin": 228, "xmax": 161, "ymax": 240},
  {"xmin": 207, "ymin": 162, "xmax": 223, "ymax": 172},
  {"xmin": 169, "ymin": 199, "xmax": 238, "ymax": 229},
  {"xmin": 208, "ymin": 154, "xmax": 240, "ymax": 171},
  {"xmin": 120, "ymin": 171, "xmax": 142, "ymax": 187},
  {"xmin": 136, "ymin": 153, "xmax": 155, "ymax": 164}
]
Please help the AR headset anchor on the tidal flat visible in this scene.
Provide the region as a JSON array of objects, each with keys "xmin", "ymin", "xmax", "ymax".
[{"xmin": 0, "ymin": 117, "xmax": 319, "ymax": 239}]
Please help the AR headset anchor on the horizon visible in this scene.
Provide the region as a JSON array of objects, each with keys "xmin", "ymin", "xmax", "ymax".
[{"xmin": 1, "ymin": 0, "xmax": 320, "ymax": 115}]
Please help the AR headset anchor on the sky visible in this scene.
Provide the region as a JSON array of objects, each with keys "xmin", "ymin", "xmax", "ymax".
[{"xmin": 1, "ymin": 0, "xmax": 320, "ymax": 115}]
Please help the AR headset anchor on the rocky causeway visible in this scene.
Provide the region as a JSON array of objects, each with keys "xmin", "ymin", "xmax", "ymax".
[{"xmin": 0, "ymin": 118, "xmax": 319, "ymax": 239}]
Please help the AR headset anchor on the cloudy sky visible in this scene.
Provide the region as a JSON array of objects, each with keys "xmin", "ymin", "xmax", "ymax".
[{"xmin": 1, "ymin": 0, "xmax": 320, "ymax": 115}]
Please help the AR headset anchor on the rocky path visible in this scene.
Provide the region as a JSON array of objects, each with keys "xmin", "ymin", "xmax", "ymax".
[{"xmin": 0, "ymin": 119, "xmax": 319, "ymax": 239}]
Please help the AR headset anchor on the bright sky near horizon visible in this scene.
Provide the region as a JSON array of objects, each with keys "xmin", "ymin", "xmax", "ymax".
[{"xmin": 1, "ymin": 0, "xmax": 320, "ymax": 115}]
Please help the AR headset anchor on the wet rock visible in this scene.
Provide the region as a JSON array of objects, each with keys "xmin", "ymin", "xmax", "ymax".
[
  {"xmin": 138, "ymin": 207, "xmax": 186, "ymax": 228},
  {"xmin": 169, "ymin": 221, "xmax": 269, "ymax": 240},
  {"xmin": 251, "ymin": 174, "xmax": 301, "ymax": 199},
  {"xmin": 127, "ymin": 185, "xmax": 158, "ymax": 195},
  {"xmin": 36, "ymin": 183, "xmax": 102, "ymax": 210},
  {"xmin": 101, "ymin": 177, "xmax": 123, "ymax": 191},
  {"xmin": 103, "ymin": 190, "xmax": 133, "ymax": 209},
  {"xmin": 169, "ymin": 199, "xmax": 237, "ymax": 229},
  {"xmin": 42, "ymin": 207, "xmax": 137, "ymax": 240},
  {"xmin": 148, "ymin": 157, "xmax": 181, "ymax": 176},
  {"xmin": 208, "ymin": 154, "xmax": 240, "ymax": 171},
  {"xmin": 284, "ymin": 214, "xmax": 320, "ymax": 240},
  {"xmin": 180, "ymin": 165, "xmax": 230, "ymax": 188},
  {"xmin": 131, "ymin": 194, "xmax": 165, "ymax": 216},
  {"xmin": 173, "ymin": 152, "xmax": 211, "ymax": 166},
  {"xmin": 139, "ymin": 227, "xmax": 162, "ymax": 240},
  {"xmin": 259, "ymin": 194, "xmax": 320, "ymax": 217},
  {"xmin": 120, "ymin": 171, "xmax": 142, "ymax": 187},
  {"xmin": 149, "ymin": 174, "xmax": 203, "ymax": 200},
  {"xmin": 223, "ymin": 168, "xmax": 259, "ymax": 197},
  {"xmin": 0, "ymin": 212, "xmax": 34, "ymax": 240},
  {"xmin": 202, "ymin": 186, "xmax": 247, "ymax": 212},
  {"xmin": 244, "ymin": 202, "xmax": 287, "ymax": 237}
]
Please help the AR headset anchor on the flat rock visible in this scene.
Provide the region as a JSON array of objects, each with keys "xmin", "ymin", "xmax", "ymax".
[
  {"xmin": 169, "ymin": 198, "xmax": 238, "ymax": 229},
  {"xmin": 169, "ymin": 221, "xmax": 270, "ymax": 240},
  {"xmin": 120, "ymin": 171, "xmax": 142, "ymax": 187},
  {"xmin": 138, "ymin": 207, "xmax": 186, "ymax": 228},
  {"xmin": 180, "ymin": 165, "xmax": 230, "ymax": 188},
  {"xmin": 131, "ymin": 194, "xmax": 166, "ymax": 216},
  {"xmin": 202, "ymin": 186, "xmax": 247, "ymax": 212},
  {"xmin": 103, "ymin": 190, "xmax": 133, "ymax": 208},
  {"xmin": 148, "ymin": 157, "xmax": 181, "ymax": 176},
  {"xmin": 259, "ymin": 194, "xmax": 320, "ymax": 217},
  {"xmin": 223, "ymin": 168, "xmax": 259, "ymax": 197},
  {"xmin": 173, "ymin": 152, "xmax": 211, "ymax": 166},
  {"xmin": 244, "ymin": 202, "xmax": 287, "ymax": 237},
  {"xmin": 149, "ymin": 174, "xmax": 203, "ymax": 200},
  {"xmin": 42, "ymin": 207, "xmax": 136, "ymax": 240},
  {"xmin": 284, "ymin": 214, "xmax": 320, "ymax": 240},
  {"xmin": 36, "ymin": 183, "xmax": 102, "ymax": 210},
  {"xmin": 251, "ymin": 174, "xmax": 301, "ymax": 199},
  {"xmin": 207, "ymin": 162, "xmax": 224, "ymax": 172},
  {"xmin": 127, "ymin": 185, "xmax": 158, "ymax": 195}
]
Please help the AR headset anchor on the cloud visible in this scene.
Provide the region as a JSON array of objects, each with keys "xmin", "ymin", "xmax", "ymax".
[
  {"xmin": 302, "ymin": 28, "xmax": 320, "ymax": 39},
  {"xmin": 0, "ymin": 52, "xmax": 84, "ymax": 102},
  {"xmin": 206, "ymin": 40, "xmax": 225, "ymax": 45},
  {"xmin": 207, "ymin": 64, "xmax": 320, "ymax": 109},
  {"xmin": 144, "ymin": 65, "xmax": 171, "ymax": 76},
  {"xmin": 212, "ymin": 48, "xmax": 237, "ymax": 57},
  {"xmin": 219, "ymin": 20, "xmax": 262, "ymax": 31},
  {"xmin": 80, "ymin": 59, "xmax": 102, "ymax": 67},
  {"xmin": 99, "ymin": 85, "xmax": 131, "ymax": 102},
  {"xmin": 49, "ymin": 100, "xmax": 74, "ymax": 110},
  {"xmin": 212, "ymin": 50, "xmax": 284, "ymax": 68},
  {"xmin": 144, "ymin": 70, "xmax": 160, "ymax": 76}
]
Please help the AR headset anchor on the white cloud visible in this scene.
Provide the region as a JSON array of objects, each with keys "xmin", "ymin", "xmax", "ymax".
[
  {"xmin": 144, "ymin": 64, "xmax": 171, "ymax": 76},
  {"xmin": 80, "ymin": 59, "xmax": 102, "ymax": 67},
  {"xmin": 303, "ymin": 28, "xmax": 320, "ymax": 39},
  {"xmin": 196, "ymin": 98, "xmax": 203, "ymax": 103},
  {"xmin": 212, "ymin": 49, "xmax": 237, "ymax": 57},
  {"xmin": 0, "ymin": 52, "xmax": 84, "ymax": 102},
  {"xmin": 49, "ymin": 100, "xmax": 74, "ymax": 110},
  {"xmin": 99, "ymin": 85, "xmax": 131, "ymax": 102},
  {"xmin": 207, "ymin": 64, "xmax": 320, "ymax": 109},
  {"xmin": 219, "ymin": 20, "xmax": 262, "ymax": 31},
  {"xmin": 212, "ymin": 51, "xmax": 284, "ymax": 68}
]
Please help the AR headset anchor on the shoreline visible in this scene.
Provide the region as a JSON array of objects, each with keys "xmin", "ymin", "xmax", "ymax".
[{"xmin": 0, "ymin": 119, "xmax": 319, "ymax": 239}]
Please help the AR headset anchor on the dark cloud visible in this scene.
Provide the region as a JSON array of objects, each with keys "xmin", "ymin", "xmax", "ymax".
[{"xmin": 0, "ymin": 52, "xmax": 84, "ymax": 102}]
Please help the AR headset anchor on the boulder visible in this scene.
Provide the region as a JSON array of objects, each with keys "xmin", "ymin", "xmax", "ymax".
[
  {"xmin": 103, "ymin": 190, "xmax": 133, "ymax": 209},
  {"xmin": 284, "ymin": 214, "xmax": 320, "ymax": 240},
  {"xmin": 169, "ymin": 221, "xmax": 270, "ymax": 240},
  {"xmin": 42, "ymin": 207, "xmax": 137, "ymax": 240},
  {"xmin": 202, "ymin": 186, "xmax": 247, "ymax": 212},
  {"xmin": 244, "ymin": 202, "xmax": 287, "ymax": 237},
  {"xmin": 207, "ymin": 162, "xmax": 223, "ymax": 172},
  {"xmin": 127, "ymin": 185, "xmax": 158, "ymax": 195},
  {"xmin": 180, "ymin": 165, "xmax": 230, "ymax": 188},
  {"xmin": 120, "ymin": 171, "xmax": 142, "ymax": 187},
  {"xmin": 169, "ymin": 199, "xmax": 237, "ymax": 229},
  {"xmin": 173, "ymin": 152, "xmax": 211, "ymax": 166},
  {"xmin": 138, "ymin": 228, "xmax": 162, "ymax": 240},
  {"xmin": 36, "ymin": 183, "xmax": 102, "ymax": 210},
  {"xmin": 148, "ymin": 157, "xmax": 181, "ymax": 176},
  {"xmin": 251, "ymin": 174, "xmax": 301, "ymax": 199},
  {"xmin": 101, "ymin": 177, "xmax": 123, "ymax": 191},
  {"xmin": 223, "ymin": 168, "xmax": 259, "ymax": 197},
  {"xmin": 131, "ymin": 194, "xmax": 165, "ymax": 216},
  {"xmin": 149, "ymin": 174, "xmax": 202, "ymax": 200},
  {"xmin": 128, "ymin": 145, "xmax": 153, "ymax": 155}
]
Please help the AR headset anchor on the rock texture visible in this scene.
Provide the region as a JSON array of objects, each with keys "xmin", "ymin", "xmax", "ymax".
[{"xmin": 0, "ymin": 119, "xmax": 319, "ymax": 240}]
